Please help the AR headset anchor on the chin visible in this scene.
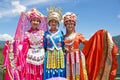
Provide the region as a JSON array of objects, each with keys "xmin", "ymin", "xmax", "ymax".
[{"xmin": 69, "ymin": 28, "xmax": 73, "ymax": 31}]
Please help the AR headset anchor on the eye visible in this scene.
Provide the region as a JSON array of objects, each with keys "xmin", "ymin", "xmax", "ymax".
[{"xmin": 31, "ymin": 18, "xmax": 40, "ymax": 22}]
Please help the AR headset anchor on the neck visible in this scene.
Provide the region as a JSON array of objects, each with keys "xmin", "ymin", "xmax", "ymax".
[
  {"xmin": 31, "ymin": 27, "xmax": 37, "ymax": 30},
  {"xmin": 50, "ymin": 28, "xmax": 57, "ymax": 33},
  {"xmin": 66, "ymin": 30, "xmax": 75, "ymax": 36}
]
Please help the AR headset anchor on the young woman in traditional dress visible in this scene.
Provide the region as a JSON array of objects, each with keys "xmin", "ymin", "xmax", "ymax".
[
  {"xmin": 3, "ymin": 8, "xmax": 47, "ymax": 80},
  {"xmin": 43, "ymin": 6, "xmax": 66, "ymax": 80},
  {"xmin": 63, "ymin": 12, "xmax": 118, "ymax": 80}
]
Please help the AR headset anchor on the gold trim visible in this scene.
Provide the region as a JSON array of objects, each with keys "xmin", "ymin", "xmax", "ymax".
[
  {"xmin": 81, "ymin": 52, "xmax": 88, "ymax": 80},
  {"xmin": 96, "ymin": 30, "xmax": 107, "ymax": 79}
]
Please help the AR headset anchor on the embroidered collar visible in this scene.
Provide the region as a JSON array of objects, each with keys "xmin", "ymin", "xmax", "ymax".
[
  {"xmin": 48, "ymin": 29, "xmax": 59, "ymax": 36},
  {"xmin": 28, "ymin": 28, "xmax": 39, "ymax": 32},
  {"xmin": 65, "ymin": 32, "xmax": 77, "ymax": 40}
]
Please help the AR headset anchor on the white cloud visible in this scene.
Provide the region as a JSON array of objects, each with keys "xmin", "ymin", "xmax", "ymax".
[
  {"xmin": 117, "ymin": 14, "xmax": 120, "ymax": 19},
  {"xmin": 0, "ymin": 34, "xmax": 13, "ymax": 41},
  {"xmin": 22, "ymin": 0, "xmax": 67, "ymax": 6},
  {"xmin": 0, "ymin": 13, "xmax": 2, "ymax": 18},
  {"xmin": 11, "ymin": 1, "xmax": 26, "ymax": 15},
  {"xmin": 0, "ymin": 1, "xmax": 26, "ymax": 18},
  {"xmin": 0, "ymin": 0, "xmax": 66, "ymax": 19},
  {"xmin": 22, "ymin": 0, "xmax": 48, "ymax": 6}
]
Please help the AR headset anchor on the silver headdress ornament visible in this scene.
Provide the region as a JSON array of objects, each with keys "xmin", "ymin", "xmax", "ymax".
[{"xmin": 47, "ymin": 6, "xmax": 62, "ymax": 24}]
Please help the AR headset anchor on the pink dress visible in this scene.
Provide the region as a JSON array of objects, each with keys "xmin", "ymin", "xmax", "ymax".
[
  {"xmin": 21, "ymin": 28, "xmax": 45, "ymax": 80},
  {"xmin": 2, "ymin": 40, "xmax": 21, "ymax": 80},
  {"xmin": 2, "ymin": 8, "xmax": 47, "ymax": 80}
]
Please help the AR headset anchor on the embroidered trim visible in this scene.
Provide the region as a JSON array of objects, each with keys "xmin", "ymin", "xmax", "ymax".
[
  {"xmin": 7, "ymin": 66, "xmax": 14, "ymax": 80},
  {"xmin": 81, "ymin": 51, "xmax": 88, "ymax": 80},
  {"xmin": 26, "ymin": 48, "xmax": 45, "ymax": 65},
  {"xmin": 47, "ymin": 30, "xmax": 62, "ymax": 50},
  {"xmin": 65, "ymin": 33, "xmax": 77, "ymax": 46},
  {"xmin": 101, "ymin": 31, "xmax": 114, "ymax": 80}
]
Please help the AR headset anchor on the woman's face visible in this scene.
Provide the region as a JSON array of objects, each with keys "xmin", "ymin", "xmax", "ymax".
[
  {"xmin": 49, "ymin": 19, "xmax": 59, "ymax": 30},
  {"xmin": 65, "ymin": 20, "xmax": 75, "ymax": 32},
  {"xmin": 30, "ymin": 18, "xmax": 40, "ymax": 30}
]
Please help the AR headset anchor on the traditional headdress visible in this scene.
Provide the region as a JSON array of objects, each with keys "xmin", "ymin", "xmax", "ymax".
[
  {"xmin": 63, "ymin": 12, "xmax": 77, "ymax": 26},
  {"xmin": 47, "ymin": 6, "xmax": 62, "ymax": 24},
  {"xmin": 26, "ymin": 8, "xmax": 44, "ymax": 22},
  {"xmin": 14, "ymin": 8, "xmax": 48, "ymax": 41}
]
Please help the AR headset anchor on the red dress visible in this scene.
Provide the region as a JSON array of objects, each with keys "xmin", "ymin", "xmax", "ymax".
[
  {"xmin": 64, "ymin": 29, "xmax": 118, "ymax": 80},
  {"xmin": 64, "ymin": 32, "xmax": 88, "ymax": 80},
  {"xmin": 82, "ymin": 29, "xmax": 118, "ymax": 80}
]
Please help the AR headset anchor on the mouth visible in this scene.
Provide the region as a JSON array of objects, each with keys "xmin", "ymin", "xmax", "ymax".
[
  {"xmin": 68, "ymin": 26, "xmax": 73, "ymax": 28},
  {"xmin": 52, "ymin": 24, "xmax": 56, "ymax": 26},
  {"xmin": 33, "ymin": 23, "xmax": 39, "ymax": 25}
]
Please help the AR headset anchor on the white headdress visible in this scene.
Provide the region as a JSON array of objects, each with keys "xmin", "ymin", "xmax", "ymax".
[
  {"xmin": 47, "ymin": 6, "xmax": 62, "ymax": 24},
  {"xmin": 63, "ymin": 12, "xmax": 77, "ymax": 26}
]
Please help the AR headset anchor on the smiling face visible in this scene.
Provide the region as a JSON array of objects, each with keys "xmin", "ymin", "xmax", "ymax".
[
  {"xmin": 30, "ymin": 18, "xmax": 41, "ymax": 30},
  {"xmin": 65, "ymin": 20, "xmax": 75, "ymax": 32},
  {"xmin": 49, "ymin": 19, "xmax": 59, "ymax": 30}
]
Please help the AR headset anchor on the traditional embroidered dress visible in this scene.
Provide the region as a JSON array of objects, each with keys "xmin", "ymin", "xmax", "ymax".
[
  {"xmin": 63, "ymin": 12, "xmax": 118, "ymax": 80},
  {"xmin": 2, "ymin": 41, "xmax": 21, "ymax": 80},
  {"xmin": 21, "ymin": 28, "xmax": 45, "ymax": 80},
  {"xmin": 43, "ymin": 30, "xmax": 66, "ymax": 80},
  {"xmin": 82, "ymin": 29, "xmax": 118, "ymax": 80},
  {"xmin": 2, "ymin": 8, "xmax": 47, "ymax": 80},
  {"xmin": 64, "ymin": 30, "xmax": 118, "ymax": 80},
  {"xmin": 64, "ymin": 32, "xmax": 88, "ymax": 80}
]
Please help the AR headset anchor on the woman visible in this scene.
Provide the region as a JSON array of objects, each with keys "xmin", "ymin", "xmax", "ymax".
[
  {"xmin": 43, "ymin": 6, "xmax": 66, "ymax": 80},
  {"xmin": 63, "ymin": 12, "xmax": 88, "ymax": 80},
  {"xmin": 21, "ymin": 8, "xmax": 46, "ymax": 80},
  {"xmin": 63, "ymin": 12, "xmax": 118, "ymax": 80},
  {"xmin": 2, "ymin": 8, "xmax": 47, "ymax": 80}
]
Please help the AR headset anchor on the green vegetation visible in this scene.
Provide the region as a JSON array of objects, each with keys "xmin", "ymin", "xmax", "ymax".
[
  {"xmin": 118, "ymin": 50, "xmax": 120, "ymax": 54},
  {"xmin": 0, "ymin": 46, "xmax": 3, "ymax": 65},
  {"xmin": 0, "ymin": 46, "xmax": 4, "ymax": 80},
  {"xmin": 115, "ymin": 77, "xmax": 120, "ymax": 80}
]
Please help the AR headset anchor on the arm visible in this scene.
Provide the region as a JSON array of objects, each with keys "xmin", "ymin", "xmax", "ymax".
[
  {"xmin": 78, "ymin": 33, "xmax": 88, "ymax": 45},
  {"xmin": 21, "ymin": 33, "xmax": 30, "ymax": 59}
]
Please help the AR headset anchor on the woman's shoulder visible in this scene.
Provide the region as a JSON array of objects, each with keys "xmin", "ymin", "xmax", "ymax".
[
  {"xmin": 44, "ymin": 30, "xmax": 49, "ymax": 34},
  {"xmin": 38, "ymin": 29, "xmax": 44, "ymax": 33},
  {"xmin": 76, "ymin": 33, "xmax": 84, "ymax": 37}
]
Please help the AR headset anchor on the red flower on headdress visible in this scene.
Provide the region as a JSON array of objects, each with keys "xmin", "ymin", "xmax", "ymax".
[{"xmin": 63, "ymin": 12, "xmax": 77, "ymax": 26}]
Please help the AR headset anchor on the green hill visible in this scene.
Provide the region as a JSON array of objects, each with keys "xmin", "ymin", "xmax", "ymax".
[{"xmin": 113, "ymin": 35, "xmax": 120, "ymax": 53}]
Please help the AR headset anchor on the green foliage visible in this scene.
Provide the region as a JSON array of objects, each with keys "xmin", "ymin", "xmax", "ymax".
[{"xmin": 0, "ymin": 46, "xmax": 3, "ymax": 65}]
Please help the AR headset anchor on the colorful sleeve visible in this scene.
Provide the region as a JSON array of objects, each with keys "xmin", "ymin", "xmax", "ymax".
[
  {"xmin": 61, "ymin": 31, "xmax": 64, "ymax": 50},
  {"xmin": 43, "ymin": 31, "xmax": 47, "ymax": 51},
  {"xmin": 21, "ymin": 32, "xmax": 30, "ymax": 58},
  {"xmin": 78, "ymin": 33, "xmax": 88, "ymax": 45},
  {"xmin": 2, "ymin": 41, "xmax": 9, "ymax": 66}
]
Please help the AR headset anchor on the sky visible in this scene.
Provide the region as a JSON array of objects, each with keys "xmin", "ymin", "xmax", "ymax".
[{"xmin": 0, "ymin": 0, "xmax": 120, "ymax": 41}]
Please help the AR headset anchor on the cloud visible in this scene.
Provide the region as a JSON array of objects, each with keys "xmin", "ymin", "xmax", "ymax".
[
  {"xmin": 22, "ymin": 0, "xmax": 48, "ymax": 6},
  {"xmin": 11, "ymin": 1, "xmax": 26, "ymax": 15},
  {"xmin": 0, "ymin": 13, "xmax": 2, "ymax": 18},
  {"xmin": 0, "ymin": 0, "xmax": 66, "ymax": 19},
  {"xmin": 117, "ymin": 14, "xmax": 120, "ymax": 19},
  {"xmin": 0, "ymin": 34, "xmax": 13, "ymax": 41},
  {"xmin": 22, "ymin": 0, "xmax": 67, "ymax": 6},
  {"xmin": 0, "ymin": 1, "xmax": 26, "ymax": 18}
]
